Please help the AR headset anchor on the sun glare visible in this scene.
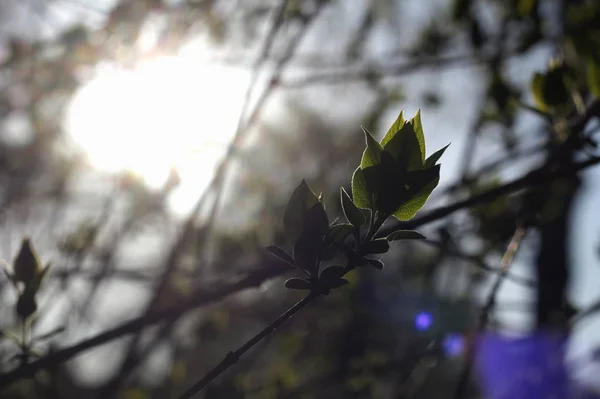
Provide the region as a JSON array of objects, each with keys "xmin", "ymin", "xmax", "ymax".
[{"xmin": 65, "ymin": 52, "xmax": 249, "ymax": 214}]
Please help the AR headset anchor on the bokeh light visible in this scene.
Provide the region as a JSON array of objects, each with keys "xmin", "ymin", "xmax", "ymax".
[
  {"xmin": 442, "ymin": 333, "xmax": 465, "ymax": 357},
  {"xmin": 415, "ymin": 311, "xmax": 433, "ymax": 331}
]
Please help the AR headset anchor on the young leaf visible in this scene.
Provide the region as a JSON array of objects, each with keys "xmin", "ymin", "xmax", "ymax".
[
  {"xmin": 360, "ymin": 126, "xmax": 383, "ymax": 169},
  {"xmin": 381, "ymin": 110, "xmax": 405, "ymax": 148},
  {"xmin": 319, "ymin": 265, "xmax": 346, "ymax": 282},
  {"xmin": 381, "ymin": 123, "xmax": 423, "ymax": 172},
  {"xmin": 13, "ymin": 237, "xmax": 41, "ymax": 284},
  {"xmin": 284, "ymin": 278, "xmax": 312, "ymax": 291},
  {"xmin": 327, "ymin": 223, "xmax": 354, "ymax": 242},
  {"xmin": 283, "ymin": 180, "xmax": 320, "ymax": 244},
  {"xmin": 362, "ymin": 164, "xmax": 383, "ymax": 196},
  {"xmin": 301, "ymin": 202, "xmax": 330, "ymax": 239},
  {"xmin": 376, "ymin": 151, "xmax": 410, "ymax": 215},
  {"xmin": 340, "ymin": 187, "xmax": 365, "ymax": 230},
  {"xmin": 424, "ymin": 143, "xmax": 450, "ymax": 168},
  {"xmin": 320, "ymin": 245, "xmax": 337, "ymax": 261},
  {"xmin": 365, "ymin": 258, "xmax": 384, "ymax": 270},
  {"xmin": 294, "ymin": 234, "xmax": 321, "ymax": 277},
  {"xmin": 392, "ymin": 166, "xmax": 440, "ymax": 221},
  {"xmin": 351, "ymin": 167, "xmax": 373, "ymax": 209},
  {"xmin": 387, "ymin": 230, "xmax": 426, "ymax": 241},
  {"xmin": 410, "ymin": 110, "xmax": 426, "ymax": 164},
  {"xmin": 362, "ymin": 238, "xmax": 390, "ymax": 254},
  {"xmin": 265, "ymin": 245, "xmax": 296, "ymax": 267}
]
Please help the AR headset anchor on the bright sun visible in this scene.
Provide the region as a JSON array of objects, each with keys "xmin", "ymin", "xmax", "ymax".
[{"xmin": 65, "ymin": 50, "xmax": 249, "ymax": 214}]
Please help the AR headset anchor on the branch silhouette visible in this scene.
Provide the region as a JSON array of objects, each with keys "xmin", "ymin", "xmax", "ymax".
[{"xmin": 0, "ymin": 154, "xmax": 599, "ymax": 391}]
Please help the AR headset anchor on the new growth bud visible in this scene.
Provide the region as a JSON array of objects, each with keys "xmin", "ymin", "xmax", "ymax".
[{"xmin": 13, "ymin": 237, "xmax": 41, "ymax": 284}]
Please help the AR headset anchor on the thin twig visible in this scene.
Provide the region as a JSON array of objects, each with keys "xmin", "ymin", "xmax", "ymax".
[
  {"xmin": 0, "ymin": 156, "xmax": 598, "ymax": 390},
  {"xmin": 178, "ymin": 293, "xmax": 318, "ymax": 399},
  {"xmin": 280, "ymin": 54, "xmax": 483, "ymax": 87},
  {"xmin": 452, "ymin": 225, "xmax": 527, "ymax": 399}
]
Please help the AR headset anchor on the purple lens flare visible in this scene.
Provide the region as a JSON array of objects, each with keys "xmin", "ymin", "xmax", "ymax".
[{"xmin": 414, "ymin": 311, "xmax": 433, "ymax": 331}]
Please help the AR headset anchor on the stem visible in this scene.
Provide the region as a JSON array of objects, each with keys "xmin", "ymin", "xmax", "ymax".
[
  {"xmin": 179, "ymin": 210, "xmax": 387, "ymax": 398},
  {"xmin": 366, "ymin": 212, "xmax": 386, "ymax": 242},
  {"xmin": 178, "ymin": 292, "xmax": 319, "ymax": 399},
  {"xmin": 1, "ymin": 155, "xmax": 598, "ymax": 390}
]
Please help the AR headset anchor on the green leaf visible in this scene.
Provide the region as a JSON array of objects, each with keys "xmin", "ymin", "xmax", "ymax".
[
  {"xmin": 326, "ymin": 223, "xmax": 354, "ymax": 244},
  {"xmin": 410, "ymin": 110, "xmax": 426, "ymax": 165},
  {"xmin": 365, "ymin": 258, "xmax": 384, "ymax": 270},
  {"xmin": 588, "ymin": 58, "xmax": 600, "ymax": 98},
  {"xmin": 319, "ymin": 265, "xmax": 346, "ymax": 282},
  {"xmin": 301, "ymin": 202, "xmax": 330, "ymax": 239},
  {"xmin": 381, "ymin": 110, "xmax": 405, "ymax": 147},
  {"xmin": 362, "ymin": 164, "xmax": 383, "ymax": 196},
  {"xmin": 351, "ymin": 167, "xmax": 373, "ymax": 209},
  {"xmin": 376, "ymin": 151, "xmax": 410, "ymax": 215},
  {"xmin": 424, "ymin": 143, "xmax": 450, "ymax": 168},
  {"xmin": 284, "ymin": 278, "xmax": 312, "ymax": 290},
  {"xmin": 362, "ymin": 238, "xmax": 390, "ymax": 254},
  {"xmin": 265, "ymin": 245, "xmax": 296, "ymax": 267},
  {"xmin": 320, "ymin": 246, "xmax": 337, "ymax": 262},
  {"xmin": 392, "ymin": 166, "xmax": 440, "ymax": 221},
  {"xmin": 387, "ymin": 230, "xmax": 426, "ymax": 240},
  {"xmin": 340, "ymin": 187, "xmax": 365, "ymax": 230},
  {"xmin": 283, "ymin": 180, "xmax": 320, "ymax": 245},
  {"xmin": 293, "ymin": 234, "xmax": 320, "ymax": 277},
  {"xmin": 381, "ymin": 123, "xmax": 423, "ymax": 171},
  {"xmin": 360, "ymin": 126, "xmax": 383, "ymax": 169},
  {"xmin": 531, "ymin": 72, "xmax": 547, "ymax": 111}
]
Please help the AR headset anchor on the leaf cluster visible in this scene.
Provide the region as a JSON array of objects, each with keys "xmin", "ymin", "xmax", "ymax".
[{"xmin": 267, "ymin": 110, "xmax": 448, "ymax": 296}]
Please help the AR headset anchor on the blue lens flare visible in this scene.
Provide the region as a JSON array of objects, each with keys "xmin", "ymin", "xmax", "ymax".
[
  {"xmin": 442, "ymin": 333, "xmax": 465, "ymax": 357},
  {"xmin": 414, "ymin": 311, "xmax": 433, "ymax": 331}
]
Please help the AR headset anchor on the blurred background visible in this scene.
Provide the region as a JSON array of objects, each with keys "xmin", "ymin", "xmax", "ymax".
[{"xmin": 1, "ymin": 0, "xmax": 600, "ymax": 398}]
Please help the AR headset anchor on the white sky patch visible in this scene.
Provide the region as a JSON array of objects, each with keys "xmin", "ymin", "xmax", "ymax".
[{"xmin": 65, "ymin": 52, "xmax": 250, "ymax": 216}]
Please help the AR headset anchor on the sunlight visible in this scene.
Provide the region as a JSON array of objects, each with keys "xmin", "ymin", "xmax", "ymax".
[{"xmin": 65, "ymin": 51, "xmax": 250, "ymax": 214}]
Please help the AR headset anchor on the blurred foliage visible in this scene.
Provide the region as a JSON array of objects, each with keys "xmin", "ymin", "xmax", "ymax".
[{"xmin": 0, "ymin": 0, "xmax": 600, "ymax": 398}]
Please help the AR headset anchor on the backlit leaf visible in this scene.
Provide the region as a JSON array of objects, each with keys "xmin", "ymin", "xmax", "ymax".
[
  {"xmin": 424, "ymin": 143, "xmax": 450, "ymax": 168},
  {"xmin": 351, "ymin": 167, "xmax": 373, "ymax": 209},
  {"xmin": 392, "ymin": 166, "xmax": 440, "ymax": 221},
  {"xmin": 283, "ymin": 180, "xmax": 319, "ymax": 245},
  {"xmin": 410, "ymin": 110, "xmax": 426, "ymax": 165},
  {"xmin": 341, "ymin": 187, "xmax": 365, "ymax": 230},
  {"xmin": 381, "ymin": 123, "xmax": 423, "ymax": 171},
  {"xmin": 360, "ymin": 126, "xmax": 383, "ymax": 169},
  {"xmin": 381, "ymin": 110, "xmax": 405, "ymax": 147}
]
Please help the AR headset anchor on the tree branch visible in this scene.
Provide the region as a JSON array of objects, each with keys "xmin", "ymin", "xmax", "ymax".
[{"xmin": 0, "ymin": 155, "xmax": 598, "ymax": 390}]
